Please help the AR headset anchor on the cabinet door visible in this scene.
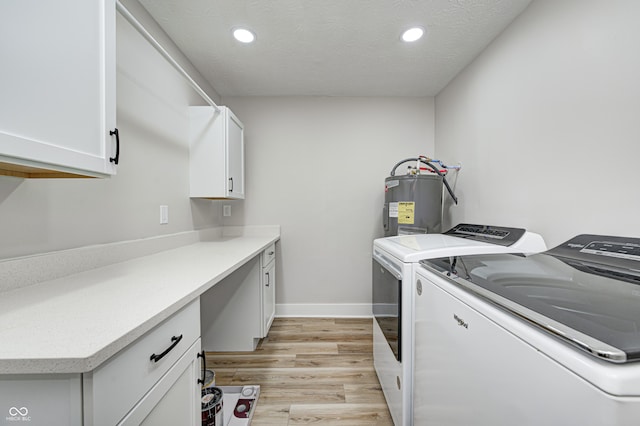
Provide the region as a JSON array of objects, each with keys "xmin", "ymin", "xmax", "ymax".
[
  {"xmin": 0, "ymin": 0, "xmax": 117, "ymax": 178},
  {"xmin": 189, "ymin": 106, "xmax": 245, "ymax": 199},
  {"xmin": 139, "ymin": 356, "xmax": 198, "ymax": 426},
  {"xmin": 262, "ymin": 260, "xmax": 276, "ymax": 337},
  {"xmin": 189, "ymin": 107, "xmax": 226, "ymax": 198},
  {"xmin": 119, "ymin": 339, "xmax": 201, "ymax": 426},
  {"xmin": 226, "ymin": 108, "xmax": 245, "ymax": 199}
]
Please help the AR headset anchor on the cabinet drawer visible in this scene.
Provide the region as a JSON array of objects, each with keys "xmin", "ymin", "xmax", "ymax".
[
  {"xmin": 262, "ymin": 243, "xmax": 276, "ymax": 265},
  {"xmin": 87, "ymin": 299, "xmax": 200, "ymax": 426}
]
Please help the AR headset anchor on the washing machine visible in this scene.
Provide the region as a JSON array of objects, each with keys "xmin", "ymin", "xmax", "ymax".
[
  {"xmin": 372, "ymin": 224, "xmax": 547, "ymax": 425},
  {"xmin": 415, "ymin": 234, "xmax": 640, "ymax": 425}
]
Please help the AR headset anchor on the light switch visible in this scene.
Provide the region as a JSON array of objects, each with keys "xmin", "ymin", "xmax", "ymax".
[{"xmin": 223, "ymin": 205, "xmax": 231, "ymax": 217}]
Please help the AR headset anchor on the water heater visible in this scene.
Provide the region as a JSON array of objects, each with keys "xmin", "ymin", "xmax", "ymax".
[{"xmin": 383, "ymin": 157, "xmax": 458, "ymax": 236}]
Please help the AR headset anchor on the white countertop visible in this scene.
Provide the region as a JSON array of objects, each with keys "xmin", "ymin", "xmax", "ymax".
[{"xmin": 0, "ymin": 228, "xmax": 279, "ymax": 375}]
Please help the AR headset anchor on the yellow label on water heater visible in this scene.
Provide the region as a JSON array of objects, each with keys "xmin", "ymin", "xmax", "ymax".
[{"xmin": 397, "ymin": 202, "xmax": 415, "ymax": 224}]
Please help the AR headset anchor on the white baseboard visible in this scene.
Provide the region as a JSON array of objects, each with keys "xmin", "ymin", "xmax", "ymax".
[{"xmin": 276, "ymin": 303, "xmax": 372, "ymax": 318}]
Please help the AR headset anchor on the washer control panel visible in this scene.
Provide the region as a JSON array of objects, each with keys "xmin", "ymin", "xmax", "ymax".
[
  {"xmin": 548, "ymin": 234, "xmax": 640, "ymax": 269},
  {"xmin": 445, "ymin": 223, "xmax": 526, "ymax": 246}
]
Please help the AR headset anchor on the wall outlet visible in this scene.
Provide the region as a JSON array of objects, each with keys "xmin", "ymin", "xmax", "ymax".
[
  {"xmin": 223, "ymin": 205, "xmax": 231, "ymax": 217},
  {"xmin": 160, "ymin": 205, "xmax": 169, "ymax": 224}
]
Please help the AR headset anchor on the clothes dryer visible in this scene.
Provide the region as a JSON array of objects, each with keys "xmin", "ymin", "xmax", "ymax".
[{"xmin": 372, "ymin": 224, "xmax": 546, "ymax": 425}]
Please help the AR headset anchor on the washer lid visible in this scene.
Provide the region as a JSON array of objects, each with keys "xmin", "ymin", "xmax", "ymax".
[
  {"xmin": 422, "ymin": 235, "xmax": 640, "ymax": 363},
  {"xmin": 375, "ymin": 234, "xmax": 506, "ymax": 262},
  {"xmin": 373, "ymin": 224, "xmax": 545, "ymax": 262}
]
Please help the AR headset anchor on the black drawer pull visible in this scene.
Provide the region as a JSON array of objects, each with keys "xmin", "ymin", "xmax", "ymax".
[
  {"xmin": 197, "ymin": 350, "xmax": 206, "ymax": 385},
  {"xmin": 150, "ymin": 334, "xmax": 183, "ymax": 363},
  {"xmin": 109, "ymin": 128, "xmax": 120, "ymax": 165}
]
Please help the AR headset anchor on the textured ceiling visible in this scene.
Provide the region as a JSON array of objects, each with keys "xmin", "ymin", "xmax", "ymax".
[{"xmin": 138, "ymin": 0, "xmax": 532, "ymax": 97}]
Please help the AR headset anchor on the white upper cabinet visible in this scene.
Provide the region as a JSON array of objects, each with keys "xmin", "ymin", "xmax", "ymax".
[
  {"xmin": 189, "ymin": 106, "xmax": 245, "ymax": 199},
  {"xmin": 0, "ymin": 0, "xmax": 118, "ymax": 178}
]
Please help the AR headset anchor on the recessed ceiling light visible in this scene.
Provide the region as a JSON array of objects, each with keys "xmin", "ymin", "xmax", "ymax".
[
  {"xmin": 233, "ymin": 28, "xmax": 256, "ymax": 43},
  {"xmin": 401, "ymin": 27, "xmax": 424, "ymax": 42}
]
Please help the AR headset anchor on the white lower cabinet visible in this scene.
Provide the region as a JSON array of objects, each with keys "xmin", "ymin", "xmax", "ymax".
[
  {"xmin": 84, "ymin": 299, "xmax": 201, "ymax": 426},
  {"xmin": 201, "ymin": 244, "xmax": 277, "ymax": 351},
  {"xmin": 0, "ymin": 300, "xmax": 202, "ymax": 426},
  {"xmin": 261, "ymin": 244, "xmax": 276, "ymax": 337}
]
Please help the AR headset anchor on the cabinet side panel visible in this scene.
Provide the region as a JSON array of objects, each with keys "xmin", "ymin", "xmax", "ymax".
[
  {"xmin": 0, "ymin": 374, "xmax": 82, "ymax": 426},
  {"xmin": 201, "ymin": 256, "xmax": 261, "ymax": 351},
  {"xmin": 189, "ymin": 106, "xmax": 227, "ymax": 197}
]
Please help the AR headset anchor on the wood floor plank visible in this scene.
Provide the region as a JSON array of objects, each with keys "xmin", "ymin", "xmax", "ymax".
[
  {"xmin": 338, "ymin": 342, "xmax": 373, "ymax": 354},
  {"xmin": 344, "ymin": 384, "xmax": 389, "ymax": 404},
  {"xmin": 205, "ymin": 317, "xmax": 391, "ymax": 425},
  {"xmin": 288, "ymin": 403, "xmax": 393, "ymax": 425},
  {"xmin": 249, "ymin": 404, "xmax": 291, "ymax": 426},
  {"xmin": 206, "ymin": 353, "xmax": 296, "ymax": 369},
  {"xmin": 266, "ymin": 323, "xmax": 304, "ymax": 333},
  {"xmin": 228, "ymin": 367, "xmax": 381, "ymax": 385},
  {"xmin": 335, "ymin": 318, "xmax": 373, "ymax": 325},
  {"xmin": 258, "ymin": 383, "xmax": 345, "ymax": 404},
  {"xmin": 294, "ymin": 353, "xmax": 373, "ymax": 368},
  {"xmin": 266, "ymin": 331, "xmax": 372, "ymax": 343},
  {"xmin": 301, "ymin": 321, "xmax": 371, "ymax": 332},
  {"xmin": 276, "ymin": 317, "xmax": 337, "ymax": 325},
  {"xmin": 257, "ymin": 341, "xmax": 339, "ymax": 355}
]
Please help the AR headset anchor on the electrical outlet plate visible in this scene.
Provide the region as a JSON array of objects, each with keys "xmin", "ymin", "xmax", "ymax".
[
  {"xmin": 223, "ymin": 205, "xmax": 231, "ymax": 217},
  {"xmin": 160, "ymin": 205, "xmax": 169, "ymax": 224}
]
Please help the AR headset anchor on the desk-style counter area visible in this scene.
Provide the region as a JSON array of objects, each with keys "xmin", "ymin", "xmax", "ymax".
[{"xmin": 0, "ymin": 226, "xmax": 280, "ymax": 375}]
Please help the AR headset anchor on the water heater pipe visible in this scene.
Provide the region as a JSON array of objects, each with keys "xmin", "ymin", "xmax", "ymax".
[{"xmin": 389, "ymin": 157, "xmax": 458, "ymax": 205}]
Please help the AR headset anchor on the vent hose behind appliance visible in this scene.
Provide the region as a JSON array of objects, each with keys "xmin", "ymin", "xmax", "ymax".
[{"xmin": 389, "ymin": 157, "xmax": 458, "ymax": 204}]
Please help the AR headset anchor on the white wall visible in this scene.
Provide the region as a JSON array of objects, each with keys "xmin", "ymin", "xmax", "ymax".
[
  {"xmin": 221, "ymin": 96, "xmax": 434, "ymax": 314},
  {"xmin": 435, "ymin": 0, "xmax": 640, "ymax": 247},
  {"xmin": 0, "ymin": 13, "xmax": 223, "ymax": 260}
]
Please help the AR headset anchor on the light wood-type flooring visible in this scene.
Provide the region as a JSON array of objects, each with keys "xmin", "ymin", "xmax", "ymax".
[{"xmin": 206, "ymin": 317, "xmax": 394, "ymax": 425}]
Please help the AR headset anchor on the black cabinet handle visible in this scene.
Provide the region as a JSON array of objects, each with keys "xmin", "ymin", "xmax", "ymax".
[
  {"xmin": 229, "ymin": 177, "xmax": 234, "ymax": 192},
  {"xmin": 109, "ymin": 128, "xmax": 120, "ymax": 165},
  {"xmin": 197, "ymin": 350, "xmax": 206, "ymax": 385},
  {"xmin": 266, "ymin": 272, "xmax": 270, "ymax": 287},
  {"xmin": 150, "ymin": 335, "xmax": 182, "ymax": 363}
]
